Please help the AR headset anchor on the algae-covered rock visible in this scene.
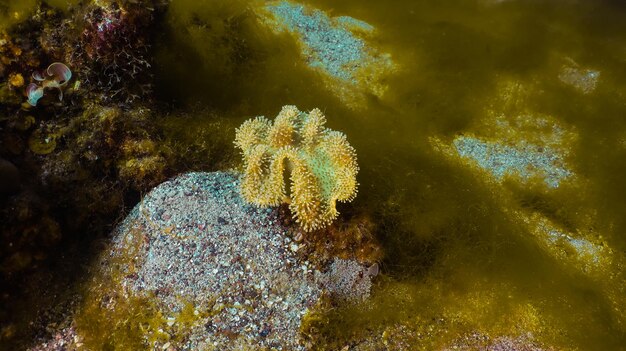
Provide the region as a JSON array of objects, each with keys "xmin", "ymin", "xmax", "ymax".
[
  {"xmin": 117, "ymin": 138, "xmax": 166, "ymax": 188},
  {"xmin": 558, "ymin": 58, "xmax": 600, "ymax": 94},
  {"xmin": 261, "ymin": 1, "xmax": 396, "ymax": 107},
  {"xmin": 443, "ymin": 333, "xmax": 557, "ymax": 351},
  {"xmin": 429, "ymin": 77, "xmax": 626, "ymax": 339},
  {"xmin": 0, "ymin": 83, "xmax": 23, "ymax": 105},
  {"xmin": 28, "ymin": 128, "xmax": 57, "ymax": 155},
  {"xmin": 429, "ymin": 83, "xmax": 617, "ymax": 282},
  {"xmin": 75, "ymin": 172, "xmax": 332, "ymax": 350},
  {"xmin": 432, "ymin": 111, "xmax": 576, "ymax": 189}
]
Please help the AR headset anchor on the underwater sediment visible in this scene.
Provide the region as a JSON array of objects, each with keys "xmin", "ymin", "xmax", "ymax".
[
  {"xmin": 74, "ymin": 171, "xmax": 371, "ymax": 350},
  {"xmin": 1, "ymin": 0, "xmax": 626, "ymax": 350}
]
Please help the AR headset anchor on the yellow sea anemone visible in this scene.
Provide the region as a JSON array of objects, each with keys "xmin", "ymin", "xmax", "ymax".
[{"xmin": 234, "ymin": 105, "xmax": 359, "ymax": 231}]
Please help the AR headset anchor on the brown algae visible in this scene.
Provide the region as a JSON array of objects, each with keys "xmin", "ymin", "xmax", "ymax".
[
  {"xmin": 1, "ymin": 0, "xmax": 626, "ymax": 349},
  {"xmin": 151, "ymin": 0, "xmax": 626, "ymax": 349}
]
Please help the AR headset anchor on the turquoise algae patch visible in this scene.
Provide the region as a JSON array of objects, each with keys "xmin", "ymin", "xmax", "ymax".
[
  {"xmin": 261, "ymin": 1, "xmax": 395, "ymax": 106},
  {"xmin": 430, "ymin": 79, "xmax": 617, "ymax": 290},
  {"xmin": 431, "ymin": 77, "xmax": 578, "ymax": 189},
  {"xmin": 453, "ymin": 136, "xmax": 572, "ymax": 188},
  {"xmin": 558, "ymin": 58, "xmax": 600, "ymax": 95},
  {"xmin": 433, "ymin": 111, "xmax": 575, "ymax": 189},
  {"xmin": 266, "ymin": 1, "xmax": 365, "ymax": 81},
  {"xmin": 515, "ymin": 211, "xmax": 612, "ymax": 277}
]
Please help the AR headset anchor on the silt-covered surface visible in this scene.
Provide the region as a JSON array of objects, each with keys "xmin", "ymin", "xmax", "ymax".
[{"xmin": 2, "ymin": 0, "xmax": 626, "ymax": 349}]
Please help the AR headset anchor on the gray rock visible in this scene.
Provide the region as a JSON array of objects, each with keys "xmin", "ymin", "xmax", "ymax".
[
  {"xmin": 453, "ymin": 135, "xmax": 572, "ymax": 188},
  {"xmin": 262, "ymin": 1, "xmax": 395, "ymax": 106},
  {"xmin": 86, "ymin": 172, "xmax": 371, "ymax": 350},
  {"xmin": 317, "ymin": 257, "xmax": 374, "ymax": 302},
  {"xmin": 29, "ymin": 172, "xmax": 375, "ymax": 350},
  {"xmin": 106, "ymin": 171, "xmax": 323, "ymax": 350},
  {"xmin": 265, "ymin": 1, "xmax": 369, "ymax": 82}
]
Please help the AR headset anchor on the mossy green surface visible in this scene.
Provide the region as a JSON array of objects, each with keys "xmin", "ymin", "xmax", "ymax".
[
  {"xmin": 152, "ymin": 0, "xmax": 626, "ymax": 349},
  {"xmin": 0, "ymin": 0, "xmax": 79, "ymax": 29},
  {"xmin": 0, "ymin": 0, "xmax": 37, "ymax": 29},
  {"xmin": 1, "ymin": 0, "xmax": 624, "ymax": 349},
  {"xmin": 74, "ymin": 227, "xmax": 211, "ymax": 351}
]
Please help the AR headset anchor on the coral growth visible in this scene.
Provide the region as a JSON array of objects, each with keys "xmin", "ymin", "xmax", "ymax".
[
  {"xmin": 0, "ymin": 30, "xmax": 41, "ymax": 108},
  {"xmin": 0, "ymin": 30, "xmax": 38, "ymax": 76},
  {"xmin": 68, "ymin": 1, "xmax": 156, "ymax": 104},
  {"xmin": 234, "ymin": 105, "xmax": 359, "ymax": 231}
]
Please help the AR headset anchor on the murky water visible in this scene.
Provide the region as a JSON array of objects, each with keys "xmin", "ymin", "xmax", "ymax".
[
  {"xmin": 152, "ymin": 0, "xmax": 626, "ymax": 348},
  {"xmin": 3, "ymin": 0, "xmax": 626, "ymax": 349}
]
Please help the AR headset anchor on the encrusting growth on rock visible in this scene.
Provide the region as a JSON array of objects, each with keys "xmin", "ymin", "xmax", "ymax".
[{"xmin": 234, "ymin": 105, "xmax": 359, "ymax": 231}]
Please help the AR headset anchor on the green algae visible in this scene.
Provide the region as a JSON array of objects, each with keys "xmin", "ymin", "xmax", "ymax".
[
  {"xmin": 156, "ymin": 108, "xmax": 239, "ymax": 172},
  {"xmin": 28, "ymin": 127, "xmax": 58, "ymax": 155},
  {"xmin": 0, "ymin": 0, "xmax": 37, "ymax": 30},
  {"xmin": 74, "ymin": 227, "xmax": 211, "ymax": 351},
  {"xmin": 1, "ymin": 0, "xmax": 623, "ymax": 349},
  {"xmin": 151, "ymin": 0, "xmax": 626, "ymax": 349},
  {"xmin": 0, "ymin": 0, "xmax": 79, "ymax": 29},
  {"xmin": 44, "ymin": 0, "xmax": 81, "ymax": 11}
]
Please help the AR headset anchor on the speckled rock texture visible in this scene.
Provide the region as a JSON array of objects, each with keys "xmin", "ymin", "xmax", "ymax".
[
  {"xmin": 261, "ymin": 0, "xmax": 395, "ymax": 106},
  {"xmin": 26, "ymin": 171, "xmax": 374, "ymax": 351},
  {"xmin": 28, "ymin": 327, "xmax": 81, "ymax": 351},
  {"xmin": 443, "ymin": 333, "xmax": 557, "ymax": 351},
  {"xmin": 453, "ymin": 135, "xmax": 572, "ymax": 188},
  {"xmin": 108, "ymin": 171, "xmax": 323, "ymax": 350},
  {"xmin": 91, "ymin": 171, "xmax": 371, "ymax": 350}
]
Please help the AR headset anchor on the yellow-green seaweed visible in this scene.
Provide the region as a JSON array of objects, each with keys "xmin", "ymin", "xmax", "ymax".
[{"xmin": 7, "ymin": 0, "xmax": 625, "ymax": 349}]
